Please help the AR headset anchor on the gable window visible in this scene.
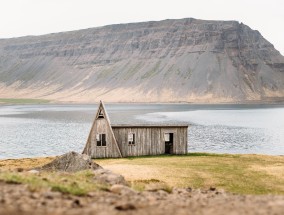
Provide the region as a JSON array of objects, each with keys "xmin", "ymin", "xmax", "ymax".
[
  {"xmin": 128, "ymin": 133, "xmax": 135, "ymax": 145},
  {"xmin": 96, "ymin": 133, "xmax": 106, "ymax": 146},
  {"xmin": 98, "ymin": 109, "xmax": 104, "ymax": 118}
]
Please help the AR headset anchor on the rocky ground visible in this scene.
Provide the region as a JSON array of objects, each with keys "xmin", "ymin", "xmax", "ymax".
[{"xmin": 1, "ymin": 182, "xmax": 284, "ymax": 215}]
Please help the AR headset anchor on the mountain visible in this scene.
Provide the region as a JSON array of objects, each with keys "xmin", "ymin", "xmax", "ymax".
[{"xmin": 0, "ymin": 18, "xmax": 284, "ymax": 103}]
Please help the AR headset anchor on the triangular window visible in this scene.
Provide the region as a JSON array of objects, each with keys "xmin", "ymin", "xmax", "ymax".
[{"xmin": 98, "ymin": 109, "xmax": 104, "ymax": 118}]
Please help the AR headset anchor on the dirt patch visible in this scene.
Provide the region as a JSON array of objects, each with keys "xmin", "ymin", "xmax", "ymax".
[{"xmin": 102, "ymin": 164, "xmax": 161, "ymax": 180}]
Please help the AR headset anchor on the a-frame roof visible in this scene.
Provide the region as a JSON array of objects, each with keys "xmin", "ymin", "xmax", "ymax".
[
  {"xmin": 82, "ymin": 101, "xmax": 122, "ymax": 157},
  {"xmin": 95, "ymin": 101, "xmax": 110, "ymax": 120}
]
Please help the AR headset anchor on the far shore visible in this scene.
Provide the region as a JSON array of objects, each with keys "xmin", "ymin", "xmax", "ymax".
[{"xmin": 1, "ymin": 97, "xmax": 284, "ymax": 106}]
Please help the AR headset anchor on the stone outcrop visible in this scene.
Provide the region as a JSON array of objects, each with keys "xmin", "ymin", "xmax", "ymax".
[
  {"xmin": 34, "ymin": 152, "xmax": 128, "ymax": 186},
  {"xmin": 37, "ymin": 151, "xmax": 101, "ymax": 172},
  {"xmin": 93, "ymin": 169, "xmax": 128, "ymax": 186},
  {"xmin": 0, "ymin": 18, "xmax": 283, "ymax": 103}
]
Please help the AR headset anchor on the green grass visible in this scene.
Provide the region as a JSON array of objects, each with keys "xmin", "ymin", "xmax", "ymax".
[
  {"xmin": 0, "ymin": 98, "xmax": 50, "ymax": 104},
  {"xmin": 0, "ymin": 153, "xmax": 283, "ymax": 195},
  {"xmin": 96, "ymin": 153, "xmax": 284, "ymax": 195},
  {"xmin": 0, "ymin": 170, "xmax": 108, "ymax": 196}
]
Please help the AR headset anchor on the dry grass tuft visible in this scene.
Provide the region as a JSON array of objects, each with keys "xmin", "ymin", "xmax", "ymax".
[{"xmin": 0, "ymin": 157, "xmax": 55, "ymax": 170}]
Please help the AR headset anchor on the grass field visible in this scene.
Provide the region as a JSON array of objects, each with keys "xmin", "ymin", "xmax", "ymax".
[
  {"xmin": 0, "ymin": 98, "xmax": 50, "ymax": 104},
  {"xmin": 95, "ymin": 153, "xmax": 284, "ymax": 195},
  {"xmin": 0, "ymin": 170, "xmax": 106, "ymax": 196},
  {"xmin": 0, "ymin": 153, "xmax": 283, "ymax": 195}
]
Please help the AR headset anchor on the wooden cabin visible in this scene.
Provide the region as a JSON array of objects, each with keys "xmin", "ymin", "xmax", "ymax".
[{"xmin": 82, "ymin": 101, "xmax": 188, "ymax": 158}]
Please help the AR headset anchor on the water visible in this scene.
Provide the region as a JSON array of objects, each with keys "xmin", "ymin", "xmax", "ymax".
[{"xmin": 0, "ymin": 104, "xmax": 284, "ymax": 159}]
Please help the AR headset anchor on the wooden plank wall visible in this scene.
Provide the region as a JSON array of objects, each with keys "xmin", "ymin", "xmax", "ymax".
[
  {"xmin": 112, "ymin": 127, "xmax": 188, "ymax": 157},
  {"xmin": 87, "ymin": 119, "xmax": 121, "ymax": 158}
]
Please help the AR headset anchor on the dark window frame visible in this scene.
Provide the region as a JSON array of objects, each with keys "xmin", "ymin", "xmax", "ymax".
[
  {"xmin": 96, "ymin": 133, "xmax": 106, "ymax": 147},
  {"xmin": 128, "ymin": 133, "xmax": 135, "ymax": 145}
]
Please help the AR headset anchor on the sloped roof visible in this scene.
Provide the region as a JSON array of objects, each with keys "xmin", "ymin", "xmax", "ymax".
[{"xmin": 111, "ymin": 123, "xmax": 189, "ymax": 128}]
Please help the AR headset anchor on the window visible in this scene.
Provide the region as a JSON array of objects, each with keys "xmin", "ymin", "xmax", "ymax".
[
  {"xmin": 98, "ymin": 109, "xmax": 104, "ymax": 118},
  {"xmin": 128, "ymin": 133, "xmax": 135, "ymax": 145},
  {"xmin": 96, "ymin": 133, "xmax": 106, "ymax": 146},
  {"xmin": 164, "ymin": 133, "xmax": 170, "ymax": 141}
]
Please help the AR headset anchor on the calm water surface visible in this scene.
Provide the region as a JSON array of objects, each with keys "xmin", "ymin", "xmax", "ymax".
[{"xmin": 0, "ymin": 104, "xmax": 284, "ymax": 159}]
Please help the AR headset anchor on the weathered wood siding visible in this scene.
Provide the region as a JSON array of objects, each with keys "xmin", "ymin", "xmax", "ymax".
[
  {"xmin": 83, "ymin": 101, "xmax": 188, "ymax": 158},
  {"xmin": 82, "ymin": 109, "xmax": 122, "ymax": 158},
  {"xmin": 112, "ymin": 126, "xmax": 188, "ymax": 157}
]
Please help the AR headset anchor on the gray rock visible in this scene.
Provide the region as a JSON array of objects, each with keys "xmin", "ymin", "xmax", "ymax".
[
  {"xmin": 93, "ymin": 169, "xmax": 127, "ymax": 186},
  {"xmin": 37, "ymin": 151, "xmax": 101, "ymax": 172},
  {"xmin": 145, "ymin": 183, "xmax": 170, "ymax": 192},
  {"xmin": 110, "ymin": 184, "xmax": 136, "ymax": 195}
]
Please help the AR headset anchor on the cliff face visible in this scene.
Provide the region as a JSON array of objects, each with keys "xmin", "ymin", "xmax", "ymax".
[{"xmin": 0, "ymin": 18, "xmax": 284, "ymax": 103}]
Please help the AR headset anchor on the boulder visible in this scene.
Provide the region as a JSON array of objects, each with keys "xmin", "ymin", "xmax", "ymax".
[
  {"xmin": 110, "ymin": 184, "xmax": 136, "ymax": 195},
  {"xmin": 38, "ymin": 151, "xmax": 101, "ymax": 172},
  {"xmin": 93, "ymin": 169, "xmax": 127, "ymax": 186}
]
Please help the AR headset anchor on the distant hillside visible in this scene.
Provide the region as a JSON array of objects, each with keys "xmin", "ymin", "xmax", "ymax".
[{"xmin": 0, "ymin": 18, "xmax": 284, "ymax": 103}]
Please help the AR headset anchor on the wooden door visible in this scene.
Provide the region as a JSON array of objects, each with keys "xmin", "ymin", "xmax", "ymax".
[{"xmin": 164, "ymin": 133, "xmax": 173, "ymax": 154}]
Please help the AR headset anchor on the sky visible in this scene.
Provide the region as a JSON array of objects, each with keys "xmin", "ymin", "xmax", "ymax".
[{"xmin": 1, "ymin": 0, "xmax": 284, "ymax": 55}]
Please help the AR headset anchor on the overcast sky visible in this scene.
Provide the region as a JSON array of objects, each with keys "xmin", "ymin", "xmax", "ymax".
[{"xmin": 1, "ymin": 0, "xmax": 284, "ymax": 55}]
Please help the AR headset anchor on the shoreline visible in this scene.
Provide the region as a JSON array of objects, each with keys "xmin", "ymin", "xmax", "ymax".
[{"xmin": 1, "ymin": 97, "xmax": 284, "ymax": 106}]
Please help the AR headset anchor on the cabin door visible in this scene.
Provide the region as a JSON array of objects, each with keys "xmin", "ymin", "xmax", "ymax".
[{"xmin": 164, "ymin": 133, "xmax": 173, "ymax": 154}]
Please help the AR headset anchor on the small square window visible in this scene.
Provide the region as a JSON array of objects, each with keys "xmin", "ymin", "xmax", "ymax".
[
  {"xmin": 128, "ymin": 133, "xmax": 135, "ymax": 145},
  {"xmin": 96, "ymin": 133, "xmax": 106, "ymax": 146}
]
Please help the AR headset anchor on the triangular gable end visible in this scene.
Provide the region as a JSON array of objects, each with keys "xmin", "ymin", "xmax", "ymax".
[
  {"xmin": 96, "ymin": 105, "xmax": 105, "ymax": 119},
  {"xmin": 82, "ymin": 101, "xmax": 122, "ymax": 158}
]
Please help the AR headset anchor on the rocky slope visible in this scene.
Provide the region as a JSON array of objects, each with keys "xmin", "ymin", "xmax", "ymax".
[
  {"xmin": 1, "ymin": 182, "xmax": 284, "ymax": 215},
  {"xmin": 0, "ymin": 18, "xmax": 284, "ymax": 103}
]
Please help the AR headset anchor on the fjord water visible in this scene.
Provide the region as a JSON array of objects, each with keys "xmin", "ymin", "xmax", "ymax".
[{"xmin": 0, "ymin": 104, "xmax": 283, "ymax": 159}]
